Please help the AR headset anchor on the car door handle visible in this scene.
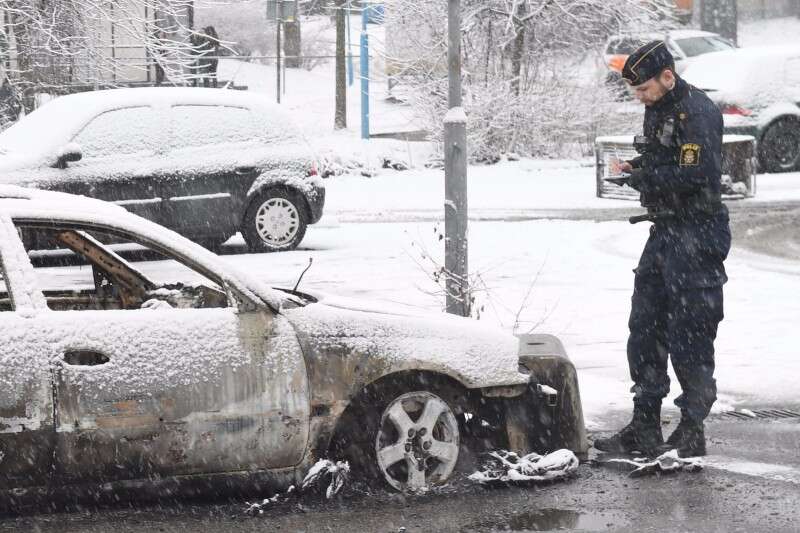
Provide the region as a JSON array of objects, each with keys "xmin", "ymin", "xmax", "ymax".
[
  {"xmin": 63, "ymin": 350, "xmax": 110, "ymax": 366},
  {"xmin": 235, "ymin": 166, "xmax": 256, "ymax": 175}
]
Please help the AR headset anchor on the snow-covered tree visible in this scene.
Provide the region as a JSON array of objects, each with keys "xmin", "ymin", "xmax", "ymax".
[
  {"xmin": 384, "ymin": 0, "xmax": 678, "ymax": 161},
  {"xmin": 0, "ymin": 0, "xmax": 214, "ymax": 118}
]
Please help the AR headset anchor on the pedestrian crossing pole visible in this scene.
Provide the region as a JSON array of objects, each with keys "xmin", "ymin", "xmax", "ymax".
[{"xmin": 444, "ymin": 0, "xmax": 469, "ymax": 317}]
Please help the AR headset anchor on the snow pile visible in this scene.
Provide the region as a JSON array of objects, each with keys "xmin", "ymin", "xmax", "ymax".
[
  {"xmin": 603, "ymin": 449, "xmax": 703, "ymax": 478},
  {"xmin": 469, "ymin": 449, "xmax": 579, "ymax": 484},
  {"xmin": 301, "ymin": 459, "xmax": 350, "ymax": 500}
]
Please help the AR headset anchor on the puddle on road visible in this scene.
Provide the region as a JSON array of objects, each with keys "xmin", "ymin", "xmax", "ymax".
[{"xmin": 464, "ymin": 508, "xmax": 629, "ymax": 532}]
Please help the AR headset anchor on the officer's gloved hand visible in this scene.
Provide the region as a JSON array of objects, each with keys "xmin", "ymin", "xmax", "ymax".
[{"xmin": 627, "ymin": 168, "xmax": 647, "ymax": 191}]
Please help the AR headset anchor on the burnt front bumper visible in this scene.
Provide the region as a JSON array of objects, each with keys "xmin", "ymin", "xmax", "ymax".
[{"xmin": 502, "ymin": 334, "xmax": 589, "ymax": 460}]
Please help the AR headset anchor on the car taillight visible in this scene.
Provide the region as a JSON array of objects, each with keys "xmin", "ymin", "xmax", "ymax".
[
  {"xmin": 608, "ymin": 55, "xmax": 627, "ymax": 72},
  {"xmin": 721, "ymin": 104, "xmax": 752, "ymax": 116}
]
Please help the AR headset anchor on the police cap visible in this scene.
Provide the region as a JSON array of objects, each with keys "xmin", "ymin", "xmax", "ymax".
[{"xmin": 622, "ymin": 41, "xmax": 675, "ymax": 86}]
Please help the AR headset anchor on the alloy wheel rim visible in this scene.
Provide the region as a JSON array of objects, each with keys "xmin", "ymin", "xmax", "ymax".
[
  {"xmin": 255, "ymin": 198, "xmax": 299, "ymax": 246},
  {"xmin": 375, "ymin": 391, "xmax": 460, "ymax": 492}
]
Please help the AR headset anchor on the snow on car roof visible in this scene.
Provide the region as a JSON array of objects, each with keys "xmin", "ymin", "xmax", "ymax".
[
  {"xmin": 0, "ymin": 186, "xmax": 283, "ymax": 311},
  {"xmin": 0, "ymin": 87, "xmax": 297, "ymax": 158},
  {"xmin": 667, "ymin": 29, "xmax": 723, "ymax": 39},
  {"xmin": 682, "ymin": 45, "xmax": 800, "ymax": 94},
  {"xmin": 38, "ymin": 87, "xmax": 282, "ymax": 115},
  {"xmin": 607, "ymin": 29, "xmax": 721, "ymax": 43}
]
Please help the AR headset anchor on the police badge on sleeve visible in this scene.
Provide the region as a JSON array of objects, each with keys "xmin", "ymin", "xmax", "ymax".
[{"xmin": 680, "ymin": 143, "xmax": 701, "ymax": 166}]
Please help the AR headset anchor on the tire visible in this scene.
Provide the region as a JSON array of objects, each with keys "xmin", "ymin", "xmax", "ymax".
[
  {"xmin": 759, "ymin": 118, "xmax": 800, "ymax": 173},
  {"xmin": 241, "ymin": 188, "xmax": 308, "ymax": 253},
  {"xmin": 335, "ymin": 382, "xmax": 463, "ymax": 492}
]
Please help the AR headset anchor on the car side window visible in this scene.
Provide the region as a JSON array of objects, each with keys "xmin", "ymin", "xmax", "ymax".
[
  {"xmin": 72, "ymin": 107, "xmax": 159, "ymax": 159},
  {"xmin": 0, "ymin": 255, "xmax": 12, "ymax": 311},
  {"xmin": 19, "ymin": 226, "xmax": 229, "ymax": 312},
  {"xmin": 168, "ymin": 105, "xmax": 264, "ymax": 150}
]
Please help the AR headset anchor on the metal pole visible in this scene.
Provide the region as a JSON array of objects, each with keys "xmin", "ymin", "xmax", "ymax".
[
  {"xmin": 444, "ymin": 0, "xmax": 468, "ymax": 317},
  {"xmin": 346, "ymin": 0, "xmax": 354, "ymax": 86},
  {"xmin": 276, "ymin": 8, "xmax": 282, "ymax": 104},
  {"xmin": 360, "ymin": 4, "xmax": 369, "ymax": 140}
]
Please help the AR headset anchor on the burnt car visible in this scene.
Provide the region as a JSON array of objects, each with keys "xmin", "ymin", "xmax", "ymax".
[
  {"xmin": 0, "ymin": 88, "xmax": 325, "ymax": 252},
  {"xmin": 0, "ymin": 186, "xmax": 586, "ymax": 507}
]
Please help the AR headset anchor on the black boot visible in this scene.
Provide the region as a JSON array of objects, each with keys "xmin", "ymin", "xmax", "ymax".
[
  {"xmin": 661, "ymin": 417, "xmax": 706, "ymax": 457},
  {"xmin": 594, "ymin": 402, "xmax": 664, "ymax": 457}
]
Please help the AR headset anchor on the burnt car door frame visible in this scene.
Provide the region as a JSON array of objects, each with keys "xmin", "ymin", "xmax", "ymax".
[{"xmin": 0, "ymin": 215, "xmax": 55, "ymax": 490}]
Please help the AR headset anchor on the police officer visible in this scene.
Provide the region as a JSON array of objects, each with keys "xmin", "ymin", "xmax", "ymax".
[{"xmin": 594, "ymin": 41, "xmax": 731, "ymax": 457}]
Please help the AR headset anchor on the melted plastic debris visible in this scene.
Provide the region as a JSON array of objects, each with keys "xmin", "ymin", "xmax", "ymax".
[
  {"xmin": 469, "ymin": 449, "xmax": 579, "ymax": 485},
  {"xmin": 244, "ymin": 485, "xmax": 297, "ymax": 516},
  {"xmin": 604, "ymin": 449, "xmax": 703, "ymax": 478},
  {"xmin": 243, "ymin": 460, "xmax": 350, "ymax": 516},
  {"xmin": 302, "ymin": 459, "xmax": 351, "ymax": 499}
]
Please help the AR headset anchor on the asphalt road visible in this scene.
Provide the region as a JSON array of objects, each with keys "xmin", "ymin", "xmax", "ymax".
[{"xmin": 2, "ymin": 415, "xmax": 799, "ymax": 532}]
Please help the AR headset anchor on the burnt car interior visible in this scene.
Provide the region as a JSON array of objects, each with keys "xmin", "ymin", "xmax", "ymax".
[{"xmin": 16, "ymin": 226, "xmax": 229, "ymax": 312}]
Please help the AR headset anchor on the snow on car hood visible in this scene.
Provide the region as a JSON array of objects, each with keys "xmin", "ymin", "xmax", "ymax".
[{"xmin": 282, "ymin": 294, "xmax": 529, "ymax": 389}]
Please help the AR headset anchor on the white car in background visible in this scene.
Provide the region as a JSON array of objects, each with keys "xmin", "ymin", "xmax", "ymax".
[
  {"xmin": 602, "ymin": 30, "xmax": 735, "ymax": 97},
  {"xmin": 681, "ymin": 46, "xmax": 800, "ymax": 172}
]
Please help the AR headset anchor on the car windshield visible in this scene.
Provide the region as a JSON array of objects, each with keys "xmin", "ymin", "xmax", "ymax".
[{"xmin": 675, "ymin": 36, "xmax": 735, "ymax": 57}]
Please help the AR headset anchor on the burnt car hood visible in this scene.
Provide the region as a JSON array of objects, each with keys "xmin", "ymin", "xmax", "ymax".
[{"xmin": 280, "ymin": 291, "xmax": 529, "ymax": 389}]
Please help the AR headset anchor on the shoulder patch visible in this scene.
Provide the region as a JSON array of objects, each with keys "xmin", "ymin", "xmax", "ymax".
[{"xmin": 680, "ymin": 143, "xmax": 700, "ymax": 166}]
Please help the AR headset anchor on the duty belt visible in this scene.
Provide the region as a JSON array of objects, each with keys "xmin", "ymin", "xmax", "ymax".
[{"xmin": 628, "ymin": 202, "xmax": 724, "ymax": 225}]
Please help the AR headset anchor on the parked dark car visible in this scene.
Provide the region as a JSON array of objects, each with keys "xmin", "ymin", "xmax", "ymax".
[
  {"xmin": 682, "ymin": 46, "xmax": 800, "ymax": 173},
  {"xmin": 0, "ymin": 88, "xmax": 325, "ymax": 251}
]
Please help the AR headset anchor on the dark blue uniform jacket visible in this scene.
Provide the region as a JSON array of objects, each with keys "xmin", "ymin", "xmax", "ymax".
[{"xmin": 627, "ymin": 76, "xmax": 731, "ymax": 291}]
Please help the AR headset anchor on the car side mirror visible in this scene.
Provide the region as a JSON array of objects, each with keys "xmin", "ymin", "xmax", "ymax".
[{"xmin": 53, "ymin": 143, "xmax": 82, "ymax": 169}]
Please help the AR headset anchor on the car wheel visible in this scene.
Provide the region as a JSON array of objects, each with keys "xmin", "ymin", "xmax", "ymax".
[
  {"xmin": 335, "ymin": 383, "xmax": 463, "ymax": 493},
  {"xmin": 373, "ymin": 390, "xmax": 461, "ymax": 491},
  {"xmin": 242, "ymin": 188, "xmax": 308, "ymax": 253},
  {"xmin": 759, "ymin": 118, "xmax": 800, "ymax": 173}
]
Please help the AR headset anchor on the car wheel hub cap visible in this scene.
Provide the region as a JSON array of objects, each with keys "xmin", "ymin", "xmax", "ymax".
[
  {"xmin": 375, "ymin": 391, "xmax": 459, "ymax": 492},
  {"xmin": 255, "ymin": 198, "xmax": 299, "ymax": 246}
]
